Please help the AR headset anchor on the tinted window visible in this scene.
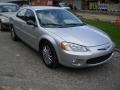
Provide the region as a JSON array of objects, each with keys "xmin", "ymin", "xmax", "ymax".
[
  {"xmin": 17, "ymin": 9, "xmax": 27, "ymax": 20},
  {"xmin": 17, "ymin": 9, "xmax": 26, "ymax": 17},
  {"xmin": 25, "ymin": 9, "xmax": 36, "ymax": 22},
  {"xmin": 25, "ymin": 9, "xmax": 34, "ymax": 17}
]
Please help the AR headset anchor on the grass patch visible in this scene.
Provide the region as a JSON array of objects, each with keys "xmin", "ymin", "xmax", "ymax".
[{"xmin": 83, "ymin": 19, "xmax": 120, "ymax": 48}]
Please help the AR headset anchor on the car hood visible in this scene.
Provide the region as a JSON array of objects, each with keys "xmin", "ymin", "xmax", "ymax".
[
  {"xmin": 46, "ymin": 25, "xmax": 112, "ymax": 46},
  {"xmin": 0, "ymin": 12, "xmax": 16, "ymax": 18}
]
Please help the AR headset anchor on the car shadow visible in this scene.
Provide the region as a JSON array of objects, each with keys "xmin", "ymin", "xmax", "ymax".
[{"xmin": 0, "ymin": 29, "xmax": 10, "ymax": 32}]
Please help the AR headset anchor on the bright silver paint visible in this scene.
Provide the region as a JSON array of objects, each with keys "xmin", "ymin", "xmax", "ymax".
[{"xmin": 10, "ymin": 6, "xmax": 115, "ymax": 68}]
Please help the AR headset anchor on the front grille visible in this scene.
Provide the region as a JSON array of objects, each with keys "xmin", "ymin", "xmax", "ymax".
[{"xmin": 87, "ymin": 53, "xmax": 112, "ymax": 64}]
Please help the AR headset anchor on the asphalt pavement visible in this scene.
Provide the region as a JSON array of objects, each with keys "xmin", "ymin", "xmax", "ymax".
[{"xmin": 0, "ymin": 31, "xmax": 120, "ymax": 90}]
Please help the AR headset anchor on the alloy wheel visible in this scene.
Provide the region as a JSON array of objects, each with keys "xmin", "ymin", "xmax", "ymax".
[{"xmin": 42, "ymin": 45, "xmax": 53, "ymax": 65}]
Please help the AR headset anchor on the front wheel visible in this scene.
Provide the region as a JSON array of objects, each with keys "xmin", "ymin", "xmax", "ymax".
[
  {"xmin": 10, "ymin": 26, "xmax": 19, "ymax": 41},
  {"xmin": 41, "ymin": 41, "xmax": 59, "ymax": 68}
]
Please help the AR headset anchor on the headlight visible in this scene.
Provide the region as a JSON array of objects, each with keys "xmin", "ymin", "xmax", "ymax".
[
  {"xmin": 1, "ymin": 18, "xmax": 6, "ymax": 22},
  {"xmin": 1, "ymin": 18, "xmax": 9, "ymax": 22},
  {"xmin": 60, "ymin": 42, "xmax": 89, "ymax": 52}
]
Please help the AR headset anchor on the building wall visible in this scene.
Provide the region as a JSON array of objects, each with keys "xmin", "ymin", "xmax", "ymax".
[
  {"xmin": 32, "ymin": 0, "xmax": 54, "ymax": 6},
  {"xmin": 82, "ymin": 0, "xmax": 120, "ymax": 11},
  {"xmin": 32, "ymin": 0, "xmax": 48, "ymax": 6}
]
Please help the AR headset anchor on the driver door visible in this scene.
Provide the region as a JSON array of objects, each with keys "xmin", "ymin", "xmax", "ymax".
[{"xmin": 23, "ymin": 9, "xmax": 39, "ymax": 49}]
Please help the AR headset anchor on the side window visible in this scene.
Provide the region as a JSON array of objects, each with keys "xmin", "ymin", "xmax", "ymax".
[
  {"xmin": 16, "ymin": 9, "xmax": 27, "ymax": 20},
  {"xmin": 25, "ymin": 9, "xmax": 36, "ymax": 22}
]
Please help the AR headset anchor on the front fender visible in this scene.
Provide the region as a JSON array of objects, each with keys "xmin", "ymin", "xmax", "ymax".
[
  {"xmin": 39, "ymin": 34, "xmax": 59, "ymax": 51},
  {"xmin": 38, "ymin": 34, "xmax": 62, "ymax": 63}
]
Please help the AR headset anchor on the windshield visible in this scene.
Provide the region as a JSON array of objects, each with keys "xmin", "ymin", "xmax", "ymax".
[
  {"xmin": 0, "ymin": 5, "xmax": 19, "ymax": 12},
  {"xmin": 36, "ymin": 9, "xmax": 84, "ymax": 28}
]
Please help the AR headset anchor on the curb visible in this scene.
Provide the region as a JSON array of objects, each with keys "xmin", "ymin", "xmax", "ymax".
[
  {"xmin": 77, "ymin": 10, "xmax": 120, "ymax": 16},
  {"xmin": 115, "ymin": 48, "xmax": 120, "ymax": 53}
]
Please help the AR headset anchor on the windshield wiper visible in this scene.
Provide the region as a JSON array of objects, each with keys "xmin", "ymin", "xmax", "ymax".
[
  {"xmin": 42, "ymin": 23, "xmax": 64, "ymax": 28},
  {"xmin": 65, "ymin": 23, "xmax": 85, "ymax": 26},
  {"xmin": 42, "ymin": 23, "xmax": 63, "ymax": 26}
]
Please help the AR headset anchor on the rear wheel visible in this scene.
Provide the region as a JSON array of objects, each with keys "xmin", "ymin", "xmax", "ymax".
[
  {"xmin": 10, "ymin": 26, "xmax": 19, "ymax": 41},
  {"xmin": 41, "ymin": 41, "xmax": 59, "ymax": 68}
]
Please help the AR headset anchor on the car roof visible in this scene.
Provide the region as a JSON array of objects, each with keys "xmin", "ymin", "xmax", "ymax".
[
  {"xmin": 0, "ymin": 3, "xmax": 17, "ymax": 5},
  {"xmin": 21, "ymin": 6, "xmax": 64, "ymax": 11}
]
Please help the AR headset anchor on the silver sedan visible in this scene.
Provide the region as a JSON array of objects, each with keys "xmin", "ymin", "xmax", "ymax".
[{"xmin": 10, "ymin": 6, "xmax": 115, "ymax": 68}]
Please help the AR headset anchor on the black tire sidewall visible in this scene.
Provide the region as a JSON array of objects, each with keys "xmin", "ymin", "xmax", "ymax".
[
  {"xmin": 11, "ymin": 26, "xmax": 18, "ymax": 41},
  {"xmin": 0, "ymin": 22, "xmax": 3, "ymax": 31}
]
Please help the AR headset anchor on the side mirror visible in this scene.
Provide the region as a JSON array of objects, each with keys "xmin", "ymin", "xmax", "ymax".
[{"xmin": 26, "ymin": 20, "xmax": 37, "ymax": 27}]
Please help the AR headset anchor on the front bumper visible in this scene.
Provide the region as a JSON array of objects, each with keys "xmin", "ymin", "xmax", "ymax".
[
  {"xmin": 0, "ymin": 16, "xmax": 10, "ymax": 30},
  {"xmin": 1, "ymin": 22, "xmax": 10, "ymax": 30},
  {"xmin": 58, "ymin": 43, "xmax": 115, "ymax": 68}
]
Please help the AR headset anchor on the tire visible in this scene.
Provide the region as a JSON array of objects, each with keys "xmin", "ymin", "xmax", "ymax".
[
  {"xmin": 41, "ymin": 41, "xmax": 59, "ymax": 68},
  {"xmin": 10, "ymin": 26, "xmax": 19, "ymax": 41},
  {"xmin": 0, "ymin": 22, "xmax": 3, "ymax": 31}
]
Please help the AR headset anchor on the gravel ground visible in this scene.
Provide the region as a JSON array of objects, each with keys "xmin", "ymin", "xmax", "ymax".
[
  {"xmin": 77, "ymin": 13, "xmax": 118, "ymax": 22},
  {"xmin": 0, "ymin": 31, "xmax": 120, "ymax": 90}
]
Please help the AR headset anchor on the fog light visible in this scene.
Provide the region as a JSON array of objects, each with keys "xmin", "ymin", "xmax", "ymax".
[{"xmin": 72, "ymin": 59, "xmax": 82, "ymax": 66}]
